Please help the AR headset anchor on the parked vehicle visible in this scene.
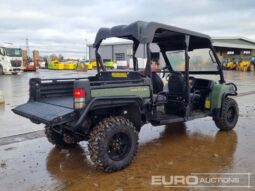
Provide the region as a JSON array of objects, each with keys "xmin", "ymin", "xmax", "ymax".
[
  {"xmin": 23, "ymin": 61, "xmax": 37, "ymax": 72},
  {"xmin": 0, "ymin": 43, "xmax": 23, "ymax": 75},
  {"xmin": 48, "ymin": 59, "xmax": 65, "ymax": 70},
  {"xmin": 39, "ymin": 60, "xmax": 46, "ymax": 69},
  {"xmin": 116, "ymin": 60, "xmax": 129, "ymax": 69},
  {"xmin": 103, "ymin": 59, "xmax": 116, "ymax": 69},
  {"xmin": 236, "ymin": 57, "xmax": 255, "ymax": 72},
  {"xmin": 78, "ymin": 60, "xmax": 90, "ymax": 71},
  {"xmin": 223, "ymin": 58, "xmax": 238, "ymax": 70},
  {"xmin": 13, "ymin": 21, "xmax": 239, "ymax": 172},
  {"xmin": 62, "ymin": 61, "xmax": 77, "ymax": 70},
  {"xmin": 90, "ymin": 59, "xmax": 97, "ymax": 69}
]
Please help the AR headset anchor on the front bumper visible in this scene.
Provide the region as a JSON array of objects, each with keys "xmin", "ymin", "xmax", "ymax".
[{"xmin": 4, "ymin": 67, "xmax": 22, "ymax": 74}]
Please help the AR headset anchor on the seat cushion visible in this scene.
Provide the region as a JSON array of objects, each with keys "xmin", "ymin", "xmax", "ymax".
[{"xmin": 153, "ymin": 94, "xmax": 167, "ymax": 105}]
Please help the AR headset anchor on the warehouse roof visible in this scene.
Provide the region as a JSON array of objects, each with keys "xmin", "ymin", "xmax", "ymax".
[{"xmin": 212, "ymin": 36, "xmax": 255, "ymax": 49}]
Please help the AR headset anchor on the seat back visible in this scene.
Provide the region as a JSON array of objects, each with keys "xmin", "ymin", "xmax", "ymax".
[
  {"xmin": 165, "ymin": 72, "xmax": 186, "ymax": 116},
  {"xmin": 168, "ymin": 72, "xmax": 185, "ymax": 97},
  {"xmin": 152, "ymin": 72, "xmax": 164, "ymax": 94}
]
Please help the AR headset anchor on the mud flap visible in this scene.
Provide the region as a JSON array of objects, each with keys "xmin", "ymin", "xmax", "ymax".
[{"xmin": 12, "ymin": 101, "xmax": 76, "ymax": 125}]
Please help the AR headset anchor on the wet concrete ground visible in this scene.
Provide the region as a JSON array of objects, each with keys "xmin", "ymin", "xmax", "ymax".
[
  {"xmin": 0, "ymin": 70, "xmax": 255, "ymax": 190},
  {"xmin": 0, "ymin": 70, "xmax": 96, "ymax": 138}
]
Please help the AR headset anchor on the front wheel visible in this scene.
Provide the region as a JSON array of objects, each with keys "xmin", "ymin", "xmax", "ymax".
[
  {"xmin": 0, "ymin": 66, "xmax": 4, "ymax": 75},
  {"xmin": 88, "ymin": 116, "xmax": 138, "ymax": 172},
  {"xmin": 214, "ymin": 97, "xmax": 239, "ymax": 131}
]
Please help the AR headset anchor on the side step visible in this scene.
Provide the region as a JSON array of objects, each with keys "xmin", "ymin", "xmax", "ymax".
[{"xmin": 150, "ymin": 113, "xmax": 185, "ymax": 126}]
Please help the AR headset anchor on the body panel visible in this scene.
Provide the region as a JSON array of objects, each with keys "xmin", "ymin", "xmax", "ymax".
[
  {"xmin": 91, "ymin": 86, "xmax": 151, "ymax": 98},
  {"xmin": 209, "ymin": 84, "xmax": 231, "ymax": 111}
]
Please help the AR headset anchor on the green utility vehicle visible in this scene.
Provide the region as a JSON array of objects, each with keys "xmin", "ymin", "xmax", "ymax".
[{"xmin": 13, "ymin": 21, "xmax": 239, "ymax": 172}]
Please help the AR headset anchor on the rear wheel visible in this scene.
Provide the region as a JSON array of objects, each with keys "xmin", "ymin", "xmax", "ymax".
[
  {"xmin": 45, "ymin": 126, "xmax": 77, "ymax": 148},
  {"xmin": 214, "ymin": 97, "xmax": 239, "ymax": 131},
  {"xmin": 88, "ymin": 116, "xmax": 138, "ymax": 172}
]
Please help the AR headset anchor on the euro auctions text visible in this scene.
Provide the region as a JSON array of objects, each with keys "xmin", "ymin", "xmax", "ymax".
[{"xmin": 151, "ymin": 173, "xmax": 252, "ymax": 188}]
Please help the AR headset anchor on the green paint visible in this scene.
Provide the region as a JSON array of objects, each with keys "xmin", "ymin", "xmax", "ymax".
[
  {"xmin": 209, "ymin": 83, "xmax": 230, "ymax": 111},
  {"xmin": 103, "ymin": 61, "xmax": 115, "ymax": 68},
  {"xmin": 91, "ymin": 86, "xmax": 150, "ymax": 98}
]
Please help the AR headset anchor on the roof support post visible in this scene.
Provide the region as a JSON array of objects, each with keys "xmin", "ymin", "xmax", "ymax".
[
  {"xmin": 144, "ymin": 43, "xmax": 152, "ymax": 78},
  {"xmin": 210, "ymin": 44, "xmax": 225, "ymax": 83},
  {"xmin": 95, "ymin": 44, "xmax": 105, "ymax": 73},
  {"xmin": 132, "ymin": 41, "xmax": 139, "ymax": 71},
  {"xmin": 184, "ymin": 35, "xmax": 190, "ymax": 107},
  {"xmin": 95, "ymin": 46, "xmax": 100, "ymax": 73}
]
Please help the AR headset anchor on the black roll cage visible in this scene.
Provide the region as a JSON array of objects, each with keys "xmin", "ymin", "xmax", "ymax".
[
  {"xmin": 94, "ymin": 38, "xmax": 225, "ymax": 81},
  {"xmin": 92, "ymin": 21, "xmax": 228, "ymax": 120},
  {"xmin": 93, "ymin": 22, "xmax": 225, "ymax": 100}
]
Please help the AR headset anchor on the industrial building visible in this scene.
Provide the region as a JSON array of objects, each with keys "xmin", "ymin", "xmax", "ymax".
[
  {"xmin": 88, "ymin": 37, "xmax": 255, "ymax": 68},
  {"xmin": 213, "ymin": 37, "xmax": 255, "ymax": 61}
]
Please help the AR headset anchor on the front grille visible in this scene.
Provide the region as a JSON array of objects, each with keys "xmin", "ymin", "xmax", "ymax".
[{"xmin": 11, "ymin": 60, "xmax": 22, "ymax": 67}]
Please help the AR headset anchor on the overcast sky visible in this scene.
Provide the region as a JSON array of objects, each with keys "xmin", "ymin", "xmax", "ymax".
[{"xmin": 0, "ymin": 0, "xmax": 255, "ymax": 58}]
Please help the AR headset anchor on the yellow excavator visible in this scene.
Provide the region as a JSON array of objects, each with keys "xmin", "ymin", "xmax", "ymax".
[
  {"xmin": 236, "ymin": 57, "xmax": 255, "ymax": 72},
  {"xmin": 223, "ymin": 58, "xmax": 238, "ymax": 70}
]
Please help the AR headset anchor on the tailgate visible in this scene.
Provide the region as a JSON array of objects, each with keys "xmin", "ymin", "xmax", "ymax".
[{"xmin": 12, "ymin": 101, "xmax": 76, "ymax": 125}]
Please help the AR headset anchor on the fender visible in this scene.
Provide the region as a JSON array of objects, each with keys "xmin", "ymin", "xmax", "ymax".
[
  {"xmin": 212, "ymin": 83, "xmax": 237, "ymax": 119},
  {"xmin": 73, "ymin": 96, "xmax": 145, "ymax": 129}
]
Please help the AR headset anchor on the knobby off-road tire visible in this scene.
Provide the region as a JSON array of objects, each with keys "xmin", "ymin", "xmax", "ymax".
[
  {"xmin": 45, "ymin": 126, "xmax": 77, "ymax": 148},
  {"xmin": 214, "ymin": 97, "xmax": 239, "ymax": 131},
  {"xmin": 88, "ymin": 116, "xmax": 139, "ymax": 172}
]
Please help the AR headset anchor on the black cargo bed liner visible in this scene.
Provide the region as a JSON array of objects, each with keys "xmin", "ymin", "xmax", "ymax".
[{"xmin": 39, "ymin": 96, "xmax": 73, "ymax": 109}]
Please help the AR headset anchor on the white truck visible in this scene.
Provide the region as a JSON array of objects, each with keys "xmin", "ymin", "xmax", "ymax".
[{"xmin": 0, "ymin": 43, "xmax": 23, "ymax": 75}]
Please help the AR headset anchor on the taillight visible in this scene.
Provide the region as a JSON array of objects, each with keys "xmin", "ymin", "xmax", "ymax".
[
  {"xmin": 74, "ymin": 88, "xmax": 86, "ymax": 109},
  {"xmin": 74, "ymin": 88, "xmax": 85, "ymax": 98}
]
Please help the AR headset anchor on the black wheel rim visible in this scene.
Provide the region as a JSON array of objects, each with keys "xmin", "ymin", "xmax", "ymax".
[
  {"xmin": 107, "ymin": 132, "xmax": 131, "ymax": 161},
  {"xmin": 227, "ymin": 106, "xmax": 236, "ymax": 123}
]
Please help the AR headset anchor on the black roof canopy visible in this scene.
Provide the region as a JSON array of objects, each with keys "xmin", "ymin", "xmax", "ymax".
[{"xmin": 93, "ymin": 21, "xmax": 212, "ymax": 50}]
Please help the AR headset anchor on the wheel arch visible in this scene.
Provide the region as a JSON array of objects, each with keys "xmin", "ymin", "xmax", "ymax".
[
  {"xmin": 74, "ymin": 96, "xmax": 146, "ymax": 132},
  {"xmin": 211, "ymin": 83, "xmax": 238, "ymax": 119}
]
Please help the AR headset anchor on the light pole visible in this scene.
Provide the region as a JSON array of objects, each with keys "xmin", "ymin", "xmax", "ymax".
[{"xmin": 85, "ymin": 39, "xmax": 88, "ymax": 60}]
